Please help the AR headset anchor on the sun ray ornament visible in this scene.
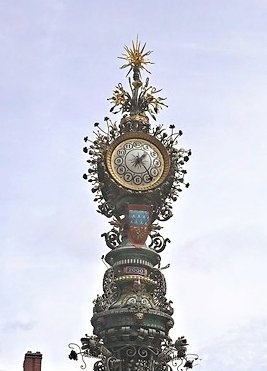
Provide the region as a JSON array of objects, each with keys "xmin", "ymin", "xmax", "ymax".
[
  {"xmin": 119, "ymin": 37, "xmax": 154, "ymax": 76},
  {"xmin": 69, "ymin": 39, "xmax": 200, "ymax": 371},
  {"xmin": 108, "ymin": 38, "xmax": 167, "ymax": 120}
]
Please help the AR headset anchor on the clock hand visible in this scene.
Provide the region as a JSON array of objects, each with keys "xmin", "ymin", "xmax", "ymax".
[
  {"xmin": 131, "ymin": 152, "xmax": 146, "ymax": 168},
  {"xmin": 140, "ymin": 152, "xmax": 147, "ymax": 160},
  {"xmin": 130, "ymin": 152, "xmax": 152, "ymax": 180},
  {"xmin": 130, "ymin": 154, "xmax": 140, "ymax": 167},
  {"xmin": 140, "ymin": 159, "xmax": 153, "ymax": 181},
  {"xmin": 135, "ymin": 151, "xmax": 153, "ymax": 180}
]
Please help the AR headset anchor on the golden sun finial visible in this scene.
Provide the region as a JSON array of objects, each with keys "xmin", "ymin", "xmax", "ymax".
[{"xmin": 119, "ymin": 37, "xmax": 154, "ymax": 76}]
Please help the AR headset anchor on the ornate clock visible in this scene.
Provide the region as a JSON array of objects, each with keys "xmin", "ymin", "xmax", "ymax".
[{"xmin": 106, "ymin": 132, "xmax": 170, "ymax": 191}]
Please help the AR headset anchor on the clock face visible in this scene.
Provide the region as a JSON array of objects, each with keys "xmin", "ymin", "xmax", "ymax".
[{"xmin": 106, "ymin": 132, "xmax": 170, "ymax": 191}]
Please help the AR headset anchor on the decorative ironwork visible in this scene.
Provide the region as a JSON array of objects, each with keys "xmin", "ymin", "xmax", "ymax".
[
  {"xmin": 102, "ymin": 268, "xmax": 117, "ymax": 297},
  {"xmin": 156, "ymin": 338, "xmax": 199, "ymax": 371},
  {"xmin": 101, "ymin": 229, "xmax": 122, "ymax": 249},
  {"xmin": 68, "ymin": 343, "xmax": 87, "ymax": 369},
  {"xmin": 93, "ymin": 360, "xmax": 105, "ymax": 371},
  {"xmin": 83, "ymin": 119, "xmax": 191, "ymax": 229},
  {"xmin": 80, "ymin": 335, "xmax": 113, "ymax": 358},
  {"xmin": 69, "ymin": 337, "xmax": 199, "ymax": 371},
  {"xmin": 157, "ymin": 203, "xmax": 173, "ymax": 222},
  {"xmin": 82, "ymin": 41, "xmax": 191, "ymax": 237},
  {"xmin": 108, "ymin": 78, "xmax": 167, "ymax": 120},
  {"xmin": 149, "ymin": 232, "xmax": 171, "ymax": 253},
  {"xmin": 70, "ymin": 39, "xmax": 199, "ymax": 371},
  {"xmin": 98, "ymin": 202, "xmax": 114, "ymax": 219},
  {"xmin": 107, "ymin": 38, "xmax": 167, "ymax": 120},
  {"xmin": 93, "ymin": 268, "xmax": 119, "ymax": 313}
]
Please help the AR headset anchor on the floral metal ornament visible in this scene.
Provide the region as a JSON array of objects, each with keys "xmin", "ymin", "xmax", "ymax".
[
  {"xmin": 107, "ymin": 38, "xmax": 167, "ymax": 120},
  {"xmin": 108, "ymin": 78, "xmax": 168, "ymax": 119}
]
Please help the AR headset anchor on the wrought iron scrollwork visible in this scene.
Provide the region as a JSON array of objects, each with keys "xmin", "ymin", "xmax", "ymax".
[
  {"xmin": 103, "ymin": 268, "xmax": 118, "ymax": 298},
  {"xmin": 69, "ymin": 335, "xmax": 123, "ymax": 370},
  {"xmin": 69, "ymin": 336, "xmax": 199, "ymax": 371},
  {"xmin": 149, "ymin": 269, "xmax": 174, "ymax": 315},
  {"xmin": 149, "ymin": 232, "xmax": 170, "ymax": 253},
  {"xmin": 101, "ymin": 228, "xmax": 122, "ymax": 249},
  {"xmin": 156, "ymin": 338, "xmax": 199, "ymax": 371},
  {"xmin": 157, "ymin": 205, "xmax": 173, "ymax": 222},
  {"xmin": 98, "ymin": 202, "xmax": 114, "ymax": 218},
  {"xmin": 68, "ymin": 343, "xmax": 87, "ymax": 369},
  {"xmin": 93, "ymin": 268, "xmax": 120, "ymax": 313},
  {"xmin": 94, "ymin": 360, "xmax": 105, "ymax": 371},
  {"xmin": 106, "ymin": 356, "xmax": 122, "ymax": 371}
]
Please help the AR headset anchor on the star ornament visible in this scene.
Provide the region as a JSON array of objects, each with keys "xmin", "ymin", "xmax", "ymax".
[{"xmin": 119, "ymin": 37, "xmax": 154, "ymax": 76}]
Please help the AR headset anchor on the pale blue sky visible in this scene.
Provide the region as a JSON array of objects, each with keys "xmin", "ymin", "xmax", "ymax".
[{"xmin": 1, "ymin": 1, "xmax": 267, "ymax": 370}]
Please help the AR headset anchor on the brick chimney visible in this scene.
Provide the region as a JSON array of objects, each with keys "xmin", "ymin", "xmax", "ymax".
[{"xmin": 23, "ymin": 351, "xmax": 42, "ymax": 371}]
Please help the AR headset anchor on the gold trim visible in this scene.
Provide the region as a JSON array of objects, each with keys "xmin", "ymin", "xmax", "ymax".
[
  {"xmin": 119, "ymin": 37, "xmax": 153, "ymax": 75},
  {"xmin": 106, "ymin": 132, "xmax": 170, "ymax": 191},
  {"xmin": 121, "ymin": 114, "xmax": 149, "ymax": 125},
  {"xmin": 114, "ymin": 275, "xmax": 157, "ymax": 284}
]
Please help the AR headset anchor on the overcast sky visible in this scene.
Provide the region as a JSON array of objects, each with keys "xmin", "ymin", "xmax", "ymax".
[{"xmin": 1, "ymin": 1, "xmax": 267, "ymax": 370}]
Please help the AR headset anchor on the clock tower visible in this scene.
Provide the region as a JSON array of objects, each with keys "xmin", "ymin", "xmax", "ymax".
[{"xmin": 69, "ymin": 39, "xmax": 198, "ymax": 371}]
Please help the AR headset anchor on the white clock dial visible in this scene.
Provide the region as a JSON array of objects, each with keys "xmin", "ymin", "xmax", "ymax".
[{"xmin": 106, "ymin": 133, "xmax": 170, "ymax": 191}]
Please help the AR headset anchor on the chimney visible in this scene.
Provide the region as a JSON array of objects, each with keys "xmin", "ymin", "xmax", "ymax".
[{"xmin": 23, "ymin": 351, "xmax": 42, "ymax": 371}]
